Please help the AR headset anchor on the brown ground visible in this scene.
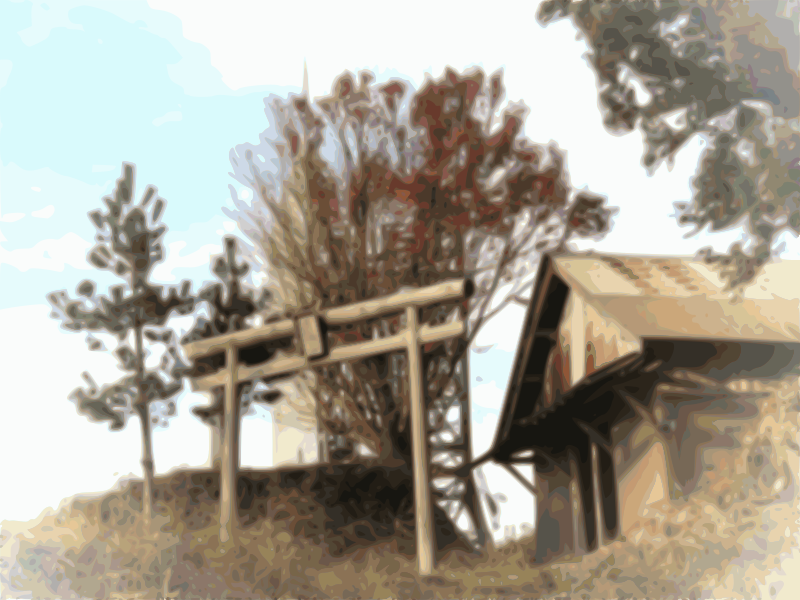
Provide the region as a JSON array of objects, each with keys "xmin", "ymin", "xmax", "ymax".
[{"xmin": 2, "ymin": 374, "xmax": 798, "ymax": 599}]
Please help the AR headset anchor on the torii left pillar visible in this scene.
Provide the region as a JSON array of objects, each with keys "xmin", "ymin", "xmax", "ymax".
[{"xmin": 220, "ymin": 342, "xmax": 240, "ymax": 544}]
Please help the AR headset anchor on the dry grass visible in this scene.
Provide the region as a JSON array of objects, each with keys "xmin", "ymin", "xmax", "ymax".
[{"xmin": 2, "ymin": 375, "xmax": 798, "ymax": 599}]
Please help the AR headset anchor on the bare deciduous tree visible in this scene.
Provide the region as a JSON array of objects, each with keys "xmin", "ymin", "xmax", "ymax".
[{"xmin": 227, "ymin": 69, "xmax": 613, "ymax": 521}]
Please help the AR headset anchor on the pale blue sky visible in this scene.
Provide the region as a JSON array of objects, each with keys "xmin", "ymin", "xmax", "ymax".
[{"xmin": 1, "ymin": 0, "xmax": 797, "ymax": 535}]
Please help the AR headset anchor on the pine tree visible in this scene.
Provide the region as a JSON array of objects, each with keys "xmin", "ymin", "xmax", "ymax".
[
  {"xmin": 182, "ymin": 236, "xmax": 269, "ymax": 343},
  {"xmin": 47, "ymin": 163, "xmax": 194, "ymax": 525},
  {"xmin": 183, "ymin": 236, "xmax": 278, "ymax": 453}
]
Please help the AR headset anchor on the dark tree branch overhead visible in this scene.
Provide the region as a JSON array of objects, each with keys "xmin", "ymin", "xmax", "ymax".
[
  {"xmin": 538, "ymin": 0, "xmax": 800, "ymax": 288},
  {"xmin": 182, "ymin": 236, "xmax": 282, "ymax": 415}
]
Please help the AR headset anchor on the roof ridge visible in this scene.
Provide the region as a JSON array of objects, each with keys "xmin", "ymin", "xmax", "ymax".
[{"xmin": 557, "ymin": 250, "xmax": 800, "ymax": 263}]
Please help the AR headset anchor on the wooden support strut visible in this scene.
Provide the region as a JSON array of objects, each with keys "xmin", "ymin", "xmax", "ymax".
[{"xmin": 500, "ymin": 462, "xmax": 538, "ymax": 497}]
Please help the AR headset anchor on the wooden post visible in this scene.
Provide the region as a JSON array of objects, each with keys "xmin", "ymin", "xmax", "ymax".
[
  {"xmin": 209, "ymin": 412, "xmax": 223, "ymax": 470},
  {"xmin": 220, "ymin": 343, "xmax": 240, "ymax": 544},
  {"xmin": 574, "ymin": 440, "xmax": 598, "ymax": 554},
  {"xmin": 591, "ymin": 442, "xmax": 603, "ymax": 548},
  {"xmin": 533, "ymin": 459, "xmax": 574, "ymax": 563},
  {"xmin": 597, "ymin": 444, "xmax": 619, "ymax": 541},
  {"xmin": 407, "ymin": 305, "xmax": 434, "ymax": 576},
  {"xmin": 459, "ymin": 350, "xmax": 492, "ymax": 549}
]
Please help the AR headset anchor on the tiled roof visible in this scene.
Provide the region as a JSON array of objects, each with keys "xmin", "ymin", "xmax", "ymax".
[{"xmin": 552, "ymin": 253, "xmax": 800, "ymax": 343}]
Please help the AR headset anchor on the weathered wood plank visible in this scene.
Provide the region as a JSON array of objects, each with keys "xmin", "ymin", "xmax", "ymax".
[
  {"xmin": 324, "ymin": 278, "xmax": 470, "ymax": 324},
  {"xmin": 183, "ymin": 319, "xmax": 295, "ymax": 359},
  {"xmin": 189, "ymin": 319, "xmax": 466, "ymax": 391},
  {"xmin": 184, "ymin": 280, "xmax": 469, "ymax": 362}
]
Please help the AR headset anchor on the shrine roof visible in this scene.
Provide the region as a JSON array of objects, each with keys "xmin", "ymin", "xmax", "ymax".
[{"xmin": 551, "ymin": 253, "xmax": 800, "ymax": 344}]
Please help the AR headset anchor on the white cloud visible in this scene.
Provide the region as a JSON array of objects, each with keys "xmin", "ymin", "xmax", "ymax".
[
  {"xmin": 15, "ymin": 2, "xmax": 84, "ymax": 47},
  {"xmin": 480, "ymin": 461, "xmax": 536, "ymax": 544},
  {"xmin": 0, "ymin": 304, "xmax": 137, "ymax": 522},
  {"xmin": 152, "ymin": 391, "xmax": 218, "ymax": 474},
  {"xmin": 215, "ymin": 220, "xmax": 241, "ymax": 236},
  {"xmin": 472, "ymin": 412, "xmax": 500, "ymax": 457},
  {"xmin": 472, "ymin": 380, "xmax": 505, "ymax": 410},
  {"xmin": 241, "ymin": 404, "xmax": 274, "ymax": 468},
  {"xmin": 148, "ymin": 0, "xmax": 553, "ymax": 93},
  {"xmin": 473, "ymin": 303, "xmax": 527, "ymax": 354},
  {"xmin": 0, "ymin": 232, "xmax": 92, "ymax": 272},
  {"xmin": 151, "ymin": 241, "xmax": 222, "ymax": 282},
  {"xmin": 0, "ymin": 163, "xmax": 107, "ymax": 230},
  {"xmin": 152, "ymin": 110, "xmax": 183, "ymax": 126},
  {"xmin": 0, "ymin": 305, "xmax": 213, "ymax": 523},
  {"xmin": 31, "ymin": 204, "xmax": 55, "ymax": 219}
]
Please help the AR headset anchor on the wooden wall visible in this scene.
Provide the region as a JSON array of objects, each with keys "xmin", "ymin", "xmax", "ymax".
[
  {"xmin": 546, "ymin": 289, "xmax": 642, "ymax": 400},
  {"xmin": 541, "ymin": 288, "xmax": 672, "ymax": 545}
]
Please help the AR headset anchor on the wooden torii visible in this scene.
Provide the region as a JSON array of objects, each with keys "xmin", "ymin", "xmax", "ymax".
[{"xmin": 182, "ymin": 278, "xmax": 474, "ymax": 575}]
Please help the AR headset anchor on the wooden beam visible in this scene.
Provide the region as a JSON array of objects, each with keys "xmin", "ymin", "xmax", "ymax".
[
  {"xmin": 328, "ymin": 332, "xmax": 408, "ymax": 363},
  {"xmin": 494, "ymin": 257, "xmax": 555, "ymax": 451},
  {"xmin": 183, "ymin": 319, "xmax": 295, "ymax": 360},
  {"xmin": 184, "ymin": 279, "xmax": 469, "ymax": 361},
  {"xmin": 189, "ymin": 373, "xmax": 223, "ymax": 392},
  {"xmin": 500, "ymin": 462, "xmax": 538, "ymax": 497},
  {"xmin": 239, "ymin": 355, "xmax": 308, "ymax": 385},
  {"xmin": 407, "ymin": 305, "xmax": 434, "ymax": 576},
  {"xmin": 189, "ymin": 319, "xmax": 466, "ymax": 392},
  {"xmin": 591, "ymin": 443, "xmax": 603, "ymax": 548},
  {"xmin": 324, "ymin": 279, "xmax": 470, "ymax": 325},
  {"xmin": 418, "ymin": 319, "xmax": 465, "ymax": 344}
]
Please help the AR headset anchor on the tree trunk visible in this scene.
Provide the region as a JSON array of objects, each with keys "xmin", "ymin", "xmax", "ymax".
[
  {"xmin": 134, "ymin": 320, "xmax": 155, "ymax": 526},
  {"xmin": 136, "ymin": 403, "xmax": 155, "ymax": 524}
]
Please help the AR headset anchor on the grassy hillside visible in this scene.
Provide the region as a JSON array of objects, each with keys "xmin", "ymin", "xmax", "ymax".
[{"xmin": 2, "ymin": 373, "xmax": 798, "ymax": 599}]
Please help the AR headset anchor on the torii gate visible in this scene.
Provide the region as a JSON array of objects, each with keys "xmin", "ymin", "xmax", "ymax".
[{"xmin": 182, "ymin": 278, "xmax": 475, "ymax": 575}]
